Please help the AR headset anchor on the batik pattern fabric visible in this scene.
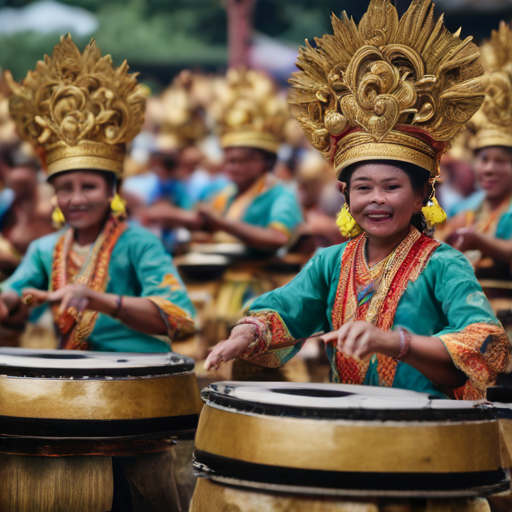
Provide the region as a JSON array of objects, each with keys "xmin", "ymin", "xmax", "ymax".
[
  {"xmin": 51, "ymin": 215, "xmax": 125, "ymax": 350},
  {"xmin": 241, "ymin": 229, "xmax": 510, "ymax": 399},
  {"xmin": 2, "ymin": 222, "xmax": 195, "ymax": 352}
]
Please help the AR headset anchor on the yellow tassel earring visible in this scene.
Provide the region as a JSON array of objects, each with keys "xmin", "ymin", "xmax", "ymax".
[
  {"xmin": 421, "ymin": 182, "xmax": 446, "ymax": 230},
  {"xmin": 51, "ymin": 196, "xmax": 65, "ymax": 228},
  {"xmin": 110, "ymin": 193, "xmax": 127, "ymax": 216},
  {"xmin": 336, "ymin": 203, "xmax": 363, "ymax": 238}
]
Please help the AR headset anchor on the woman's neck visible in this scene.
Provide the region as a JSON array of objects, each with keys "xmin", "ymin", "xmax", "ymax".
[
  {"xmin": 486, "ymin": 193, "xmax": 511, "ymax": 212},
  {"xmin": 74, "ymin": 214, "xmax": 110, "ymax": 246},
  {"xmin": 366, "ymin": 226, "xmax": 412, "ymax": 266}
]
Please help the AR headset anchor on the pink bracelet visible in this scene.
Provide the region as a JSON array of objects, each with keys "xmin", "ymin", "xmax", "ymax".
[
  {"xmin": 234, "ymin": 317, "xmax": 265, "ymax": 341},
  {"xmin": 394, "ymin": 327, "xmax": 411, "ymax": 361}
]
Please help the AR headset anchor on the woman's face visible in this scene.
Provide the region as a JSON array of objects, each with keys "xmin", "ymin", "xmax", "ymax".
[
  {"xmin": 348, "ymin": 162, "xmax": 424, "ymax": 240},
  {"xmin": 475, "ymin": 146, "xmax": 512, "ymax": 201},
  {"xmin": 51, "ymin": 171, "xmax": 112, "ymax": 231}
]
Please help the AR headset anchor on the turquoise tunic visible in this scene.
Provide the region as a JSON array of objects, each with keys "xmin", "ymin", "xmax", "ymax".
[
  {"xmin": 1, "ymin": 225, "xmax": 195, "ymax": 352},
  {"xmin": 213, "ymin": 180, "xmax": 303, "ymax": 242},
  {"xmin": 246, "ymin": 241, "xmax": 504, "ymax": 397}
]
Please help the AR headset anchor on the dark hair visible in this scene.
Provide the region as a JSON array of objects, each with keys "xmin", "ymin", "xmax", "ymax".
[{"xmin": 341, "ymin": 160, "xmax": 432, "ymax": 233}]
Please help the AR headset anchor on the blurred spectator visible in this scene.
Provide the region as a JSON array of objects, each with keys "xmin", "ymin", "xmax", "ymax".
[
  {"xmin": 295, "ymin": 151, "xmax": 345, "ymax": 250},
  {"xmin": 0, "ymin": 144, "xmax": 54, "ymax": 256},
  {"xmin": 438, "ymin": 156, "xmax": 477, "ymax": 217}
]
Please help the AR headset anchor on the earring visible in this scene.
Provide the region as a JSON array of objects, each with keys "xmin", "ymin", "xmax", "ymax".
[
  {"xmin": 110, "ymin": 193, "xmax": 126, "ymax": 216},
  {"xmin": 421, "ymin": 183, "xmax": 446, "ymax": 230},
  {"xmin": 51, "ymin": 196, "xmax": 65, "ymax": 228},
  {"xmin": 336, "ymin": 203, "xmax": 363, "ymax": 238}
]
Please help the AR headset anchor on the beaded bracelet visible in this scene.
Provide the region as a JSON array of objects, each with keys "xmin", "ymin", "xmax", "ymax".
[{"xmin": 395, "ymin": 327, "xmax": 412, "ymax": 361}]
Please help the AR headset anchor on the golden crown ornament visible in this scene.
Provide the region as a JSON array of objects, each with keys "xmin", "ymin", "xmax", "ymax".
[
  {"xmin": 6, "ymin": 35, "xmax": 146, "ymax": 177},
  {"xmin": 470, "ymin": 22, "xmax": 512, "ymax": 150},
  {"xmin": 289, "ymin": 0, "xmax": 485, "ymax": 180},
  {"xmin": 213, "ymin": 68, "xmax": 290, "ymax": 154}
]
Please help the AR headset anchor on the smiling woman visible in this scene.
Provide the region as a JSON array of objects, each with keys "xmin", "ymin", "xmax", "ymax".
[
  {"xmin": 0, "ymin": 35, "xmax": 195, "ymax": 352},
  {"xmin": 205, "ymin": 0, "xmax": 512, "ymax": 400}
]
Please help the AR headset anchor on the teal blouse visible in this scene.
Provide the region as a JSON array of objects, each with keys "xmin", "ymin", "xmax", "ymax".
[
  {"xmin": 214, "ymin": 181, "xmax": 303, "ymax": 238},
  {"xmin": 2, "ymin": 224, "xmax": 195, "ymax": 352},
  {"xmin": 244, "ymin": 241, "xmax": 508, "ymax": 398}
]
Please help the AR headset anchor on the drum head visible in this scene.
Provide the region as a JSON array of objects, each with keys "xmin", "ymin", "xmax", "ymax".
[
  {"xmin": 202, "ymin": 381, "xmax": 488, "ymax": 421},
  {"xmin": 0, "ymin": 347, "xmax": 194, "ymax": 377}
]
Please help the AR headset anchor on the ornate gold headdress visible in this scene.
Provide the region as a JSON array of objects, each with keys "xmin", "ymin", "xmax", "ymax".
[
  {"xmin": 289, "ymin": 0, "xmax": 485, "ymax": 179},
  {"xmin": 148, "ymin": 70, "xmax": 208, "ymax": 151},
  {"xmin": 213, "ymin": 68, "xmax": 289, "ymax": 154},
  {"xmin": 471, "ymin": 22, "xmax": 512, "ymax": 150},
  {"xmin": 6, "ymin": 35, "xmax": 145, "ymax": 177}
]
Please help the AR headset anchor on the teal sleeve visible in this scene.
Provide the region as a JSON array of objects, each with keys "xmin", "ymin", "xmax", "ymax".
[
  {"xmin": 128, "ymin": 230, "xmax": 196, "ymax": 339},
  {"xmin": 1, "ymin": 240, "xmax": 49, "ymax": 294},
  {"xmin": 268, "ymin": 189, "xmax": 303, "ymax": 233},
  {"xmin": 176, "ymin": 182, "xmax": 193, "ymax": 210},
  {"xmin": 496, "ymin": 210, "xmax": 512, "ymax": 240},
  {"xmin": 249, "ymin": 245, "xmax": 343, "ymax": 339},
  {"xmin": 429, "ymin": 245, "xmax": 499, "ymax": 338}
]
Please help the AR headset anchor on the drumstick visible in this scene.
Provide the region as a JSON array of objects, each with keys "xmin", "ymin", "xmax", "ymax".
[{"xmin": 268, "ymin": 331, "xmax": 324, "ymax": 351}]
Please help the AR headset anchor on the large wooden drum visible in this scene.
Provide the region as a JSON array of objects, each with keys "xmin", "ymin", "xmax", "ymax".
[
  {"xmin": 191, "ymin": 382, "xmax": 510, "ymax": 512},
  {"xmin": 0, "ymin": 347, "xmax": 203, "ymax": 512}
]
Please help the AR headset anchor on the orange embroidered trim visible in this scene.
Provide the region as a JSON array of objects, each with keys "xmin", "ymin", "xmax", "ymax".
[
  {"xmin": 51, "ymin": 216, "xmax": 126, "ymax": 350},
  {"xmin": 240, "ymin": 309, "xmax": 294, "ymax": 368},
  {"xmin": 146, "ymin": 296, "xmax": 195, "ymax": 341},
  {"xmin": 441, "ymin": 323, "xmax": 510, "ymax": 400},
  {"xmin": 332, "ymin": 229, "xmax": 440, "ymax": 386}
]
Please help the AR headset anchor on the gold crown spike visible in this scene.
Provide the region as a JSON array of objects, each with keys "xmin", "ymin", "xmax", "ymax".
[
  {"xmin": 6, "ymin": 34, "xmax": 146, "ymax": 177},
  {"xmin": 148, "ymin": 71, "xmax": 208, "ymax": 151},
  {"xmin": 213, "ymin": 68, "xmax": 290, "ymax": 154},
  {"xmin": 289, "ymin": 0, "xmax": 485, "ymax": 178},
  {"xmin": 470, "ymin": 22, "xmax": 512, "ymax": 150}
]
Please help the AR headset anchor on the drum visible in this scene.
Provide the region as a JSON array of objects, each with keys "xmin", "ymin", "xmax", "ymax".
[
  {"xmin": 0, "ymin": 347, "xmax": 203, "ymax": 512},
  {"xmin": 191, "ymin": 381, "xmax": 509, "ymax": 512}
]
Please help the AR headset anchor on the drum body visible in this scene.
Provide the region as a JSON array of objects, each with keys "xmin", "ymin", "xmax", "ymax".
[
  {"xmin": 0, "ymin": 347, "xmax": 203, "ymax": 512},
  {"xmin": 191, "ymin": 382, "xmax": 510, "ymax": 512}
]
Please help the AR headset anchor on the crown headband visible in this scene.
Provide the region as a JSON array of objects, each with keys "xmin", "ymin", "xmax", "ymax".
[{"xmin": 7, "ymin": 35, "xmax": 145, "ymax": 177}]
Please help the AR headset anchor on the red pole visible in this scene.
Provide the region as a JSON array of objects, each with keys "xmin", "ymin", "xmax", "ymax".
[{"xmin": 227, "ymin": 0, "xmax": 256, "ymax": 69}]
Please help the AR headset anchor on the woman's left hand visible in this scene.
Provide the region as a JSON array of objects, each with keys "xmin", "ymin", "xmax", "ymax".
[
  {"xmin": 448, "ymin": 227, "xmax": 481, "ymax": 252},
  {"xmin": 22, "ymin": 285, "xmax": 97, "ymax": 314},
  {"xmin": 322, "ymin": 321, "xmax": 400, "ymax": 361}
]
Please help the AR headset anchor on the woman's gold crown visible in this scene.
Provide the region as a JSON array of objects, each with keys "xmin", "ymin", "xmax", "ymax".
[
  {"xmin": 6, "ymin": 34, "xmax": 146, "ymax": 177},
  {"xmin": 214, "ymin": 68, "xmax": 290, "ymax": 154},
  {"xmin": 289, "ymin": 0, "xmax": 485, "ymax": 178},
  {"xmin": 470, "ymin": 22, "xmax": 512, "ymax": 150}
]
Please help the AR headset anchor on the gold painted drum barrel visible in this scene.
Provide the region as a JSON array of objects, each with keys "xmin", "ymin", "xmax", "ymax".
[
  {"xmin": 0, "ymin": 347, "xmax": 203, "ymax": 512},
  {"xmin": 190, "ymin": 382, "xmax": 510, "ymax": 512}
]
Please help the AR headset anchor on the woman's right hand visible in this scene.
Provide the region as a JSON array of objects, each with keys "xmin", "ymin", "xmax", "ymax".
[{"xmin": 205, "ymin": 324, "xmax": 258, "ymax": 371}]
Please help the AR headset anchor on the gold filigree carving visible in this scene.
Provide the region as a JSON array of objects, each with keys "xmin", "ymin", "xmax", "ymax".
[
  {"xmin": 289, "ymin": 0, "xmax": 485, "ymax": 174},
  {"xmin": 471, "ymin": 22, "xmax": 512, "ymax": 150},
  {"xmin": 6, "ymin": 34, "xmax": 145, "ymax": 175}
]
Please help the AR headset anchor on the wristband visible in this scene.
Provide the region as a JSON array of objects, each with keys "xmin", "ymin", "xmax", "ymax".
[
  {"xmin": 111, "ymin": 295, "xmax": 123, "ymax": 318},
  {"xmin": 394, "ymin": 327, "xmax": 412, "ymax": 361}
]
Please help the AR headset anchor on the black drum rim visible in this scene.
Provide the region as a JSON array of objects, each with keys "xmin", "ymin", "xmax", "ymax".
[
  {"xmin": 193, "ymin": 449, "xmax": 510, "ymax": 497},
  {"xmin": 0, "ymin": 348, "xmax": 195, "ymax": 378},
  {"xmin": 202, "ymin": 387, "xmax": 498, "ymax": 422}
]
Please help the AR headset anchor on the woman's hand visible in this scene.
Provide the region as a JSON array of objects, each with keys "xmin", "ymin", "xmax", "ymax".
[
  {"xmin": 446, "ymin": 227, "xmax": 481, "ymax": 252},
  {"xmin": 197, "ymin": 204, "xmax": 224, "ymax": 233},
  {"xmin": 322, "ymin": 321, "xmax": 400, "ymax": 361},
  {"xmin": 22, "ymin": 285, "xmax": 97, "ymax": 314},
  {"xmin": 205, "ymin": 324, "xmax": 257, "ymax": 370}
]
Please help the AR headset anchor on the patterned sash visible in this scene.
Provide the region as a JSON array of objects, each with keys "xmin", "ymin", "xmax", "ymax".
[
  {"xmin": 51, "ymin": 215, "xmax": 126, "ymax": 350},
  {"xmin": 331, "ymin": 228, "xmax": 440, "ymax": 386}
]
